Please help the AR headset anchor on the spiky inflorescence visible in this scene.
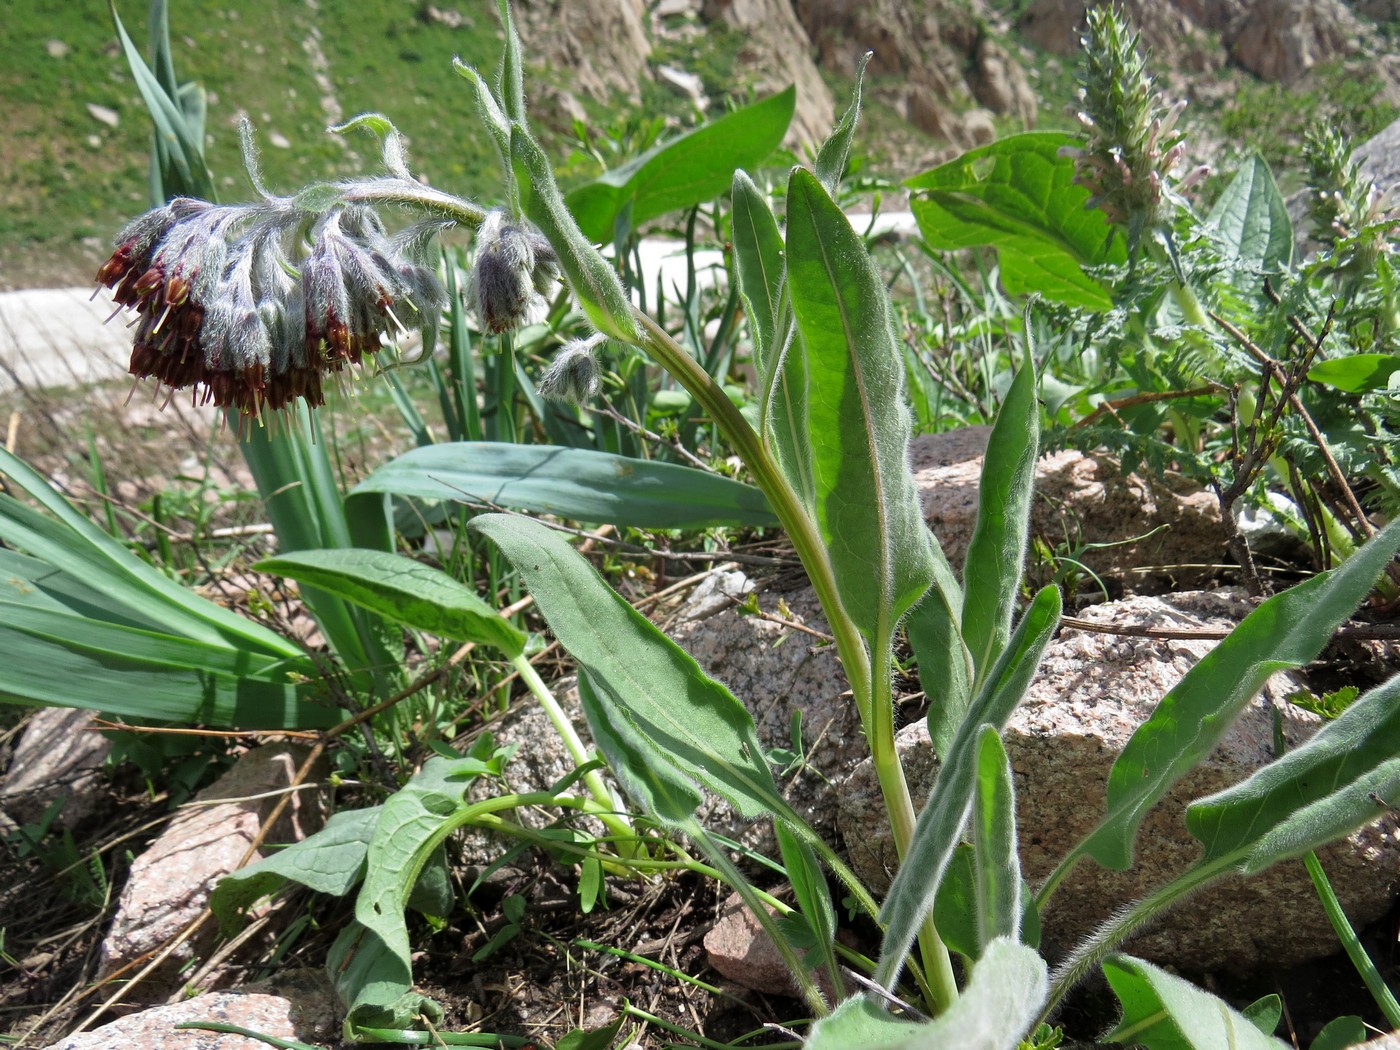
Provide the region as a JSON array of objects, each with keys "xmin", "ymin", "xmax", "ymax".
[
  {"xmin": 1303, "ymin": 126, "xmax": 1400, "ymax": 273},
  {"xmin": 1066, "ymin": 6, "xmax": 1205, "ymax": 237}
]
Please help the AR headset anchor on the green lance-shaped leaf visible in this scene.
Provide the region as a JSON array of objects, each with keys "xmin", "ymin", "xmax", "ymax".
[
  {"xmin": 511, "ymin": 126, "xmax": 639, "ymax": 343},
  {"xmin": 110, "ymin": 1, "xmax": 213, "ymax": 201},
  {"xmin": 775, "ymin": 821, "xmax": 843, "ymax": 1000},
  {"xmin": 730, "ymin": 170, "xmax": 785, "ymax": 377},
  {"xmin": 908, "ymin": 548, "xmax": 974, "ymax": 759},
  {"xmin": 350, "ymin": 441, "xmax": 776, "ymax": 531},
  {"xmin": 877, "ymin": 586, "xmax": 1061, "ymax": 988},
  {"xmin": 1103, "ymin": 955, "xmax": 1289, "ymax": 1049},
  {"xmin": 815, "ymin": 51, "xmax": 872, "ymax": 194},
  {"xmin": 961, "ymin": 322, "xmax": 1039, "ymax": 685},
  {"xmin": 1309, "ymin": 1016, "xmax": 1368, "ymax": 1050},
  {"xmin": 470, "ymin": 513, "xmax": 780, "ymax": 819},
  {"xmin": 1187, "ymin": 673, "xmax": 1400, "ymax": 873},
  {"xmin": 495, "ymin": 0, "xmax": 526, "ymax": 126},
  {"xmin": 905, "ymin": 133, "xmax": 1123, "ymax": 310},
  {"xmin": 972, "ymin": 726, "xmax": 1023, "ymax": 950},
  {"xmin": 576, "ymin": 671, "xmax": 704, "ymax": 826},
  {"xmin": 253, "ymin": 549, "xmax": 526, "ymax": 658},
  {"xmin": 565, "ymin": 87, "xmax": 796, "ymax": 244},
  {"xmin": 785, "ymin": 166, "xmax": 936, "ymax": 640},
  {"xmin": 1206, "ymin": 152, "xmax": 1293, "ymax": 281},
  {"xmin": 1308, "ymin": 353, "xmax": 1400, "ymax": 393},
  {"xmin": 1078, "ymin": 517, "xmax": 1400, "ymax": 872},
  {"xmin": 806, "ymin": 938, "xmax": 1047, "ymax": 1050}
]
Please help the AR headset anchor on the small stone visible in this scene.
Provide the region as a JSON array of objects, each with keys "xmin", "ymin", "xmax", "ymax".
[
  {"xmin": 86, "ymin": 103, "xmax": 120, "ymax": 128},
  {"xmin": 704, "ymin": 892, "xmax": 841, "ymax": 1001},
  {"xmin": 46, "ymin": 39, "xmax": 70, "ymax": 59},
  {"xmin": 0, "ymin": 708, "xmax": 110, "ymax": 830},
  {"xmin": 655, "ymin": 64, "xmax": 707, "ymax": 109},
  {"xmin": 45, "ymin": 969, "xmax": 339, "ymax": 1050},
  {"xmin": 85, "ymin": 134, "xmax": 102, "ymax": 149},
  {"xmin": 267, "ymin": 130, "xmax": 292, "ymax": 149}
]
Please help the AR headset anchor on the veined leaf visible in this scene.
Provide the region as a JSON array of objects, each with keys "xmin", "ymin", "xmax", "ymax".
[
  {"xmin": 1308, "ymin": 353, "xmax": 1400, "ymax": 393},
  {"xmin": 566, "ymin": 87, "xmax": 796, "ymax": 243},
  {"xmin": 1080, "ymin": 517, "xmax": 1400, "ymax": 871},
  {"xmin": 1187, "ymin": 672, "xmax": 1400, "ymax": 872},
  {"xmin": 350, "ymin": 441, "xmax": 776, "ymax": 530},
  {"xmin": 1206, "ymin": 153, "xmax": 1293, "ymax": 279},
  {"xmin": 730, "ymin": 170, "xmax": 784, "ymax": 376},
  {"xmin": 962, "ymin": 325, "xmax": 1039, "ymax": 684},
  {"xmin": 806, "ymin": 938, "xmax": 1046, "ymax": 1050},
  {"xmin": 785, "ymin": 166, "xmax": 935, "ymax": 640},
  {"xmin": 815, "ymin": 52, "xmax": 871, "ymax": 194},
  {"xmin": 253, "ymin": 549, "xmax": 526, "ymax": 657},
  {"xmin": 469, "ymin": 513, "xmax": 780, "ymax": 819},
  {"xmin": 877, "ymin": 586, "xmax": 1061, "ymax": 987},
  {"xmin": 1103, "ymin": 955, "xmax": 1289, "ymax": 1049},
  {"xmin": 905, "ymin": 133, "xmax": 1122, "ymax": 310}
]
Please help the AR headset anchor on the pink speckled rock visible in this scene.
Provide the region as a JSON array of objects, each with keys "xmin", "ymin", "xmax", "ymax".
[
  {"xmin": 99, "ymin": 743, "xmax": 324, "ymax": 991},
  {"xmin": 837, "ymin": 591, "xmax": 1400, "ymax": 972}
]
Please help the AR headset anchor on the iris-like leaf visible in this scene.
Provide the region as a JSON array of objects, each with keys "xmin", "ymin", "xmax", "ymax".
[{"xmin": 351, "ymin": 441, "xmax": 776, "ymax": 530}]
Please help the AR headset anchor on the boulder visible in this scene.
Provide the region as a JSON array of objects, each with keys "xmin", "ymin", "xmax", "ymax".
[
  {"xmin": 836, "ymin": 590, "xmax": 1400, "ymax": 971},
  {"xmin": 913, "ymin": 428, "xmax": 1225, "ymax": 595}
]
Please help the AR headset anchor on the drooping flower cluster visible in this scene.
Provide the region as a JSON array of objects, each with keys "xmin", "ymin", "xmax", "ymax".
[
  {"xmin": 466, "ymin": 208, "xmax": 560, "ymax": 334},
  {"xmin": 1063, "ymin": 6, "xmax": 1207, "ymax": 238},
  {"xmin": 97, "ymin": 194, "xmax": 448, "ymax": 417}
]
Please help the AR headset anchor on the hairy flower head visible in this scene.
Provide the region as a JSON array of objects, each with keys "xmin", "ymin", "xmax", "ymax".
[{"xmin": 466, "ymin": 208, "xmax": 559, "ymax": 334}]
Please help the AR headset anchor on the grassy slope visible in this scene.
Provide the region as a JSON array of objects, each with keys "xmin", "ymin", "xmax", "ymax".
[{"xmin": 0, "ymin": 0, "xmax": 505, "ymax": 289}]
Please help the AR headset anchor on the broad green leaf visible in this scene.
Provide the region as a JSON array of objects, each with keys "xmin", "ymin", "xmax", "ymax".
[
  {"xmin": 1309, "ymin": 1016, "xmax": 1367, "ymax": 1050},
  {"xmin": 556, "ymin": 1016, "xmax": 627, "ymax": 1050},
  {"xmin": 512, "ymin": 126, "xmax": 639, "ymax": 342},
  {"xmin": 566, "ymin": 87, "xmax": 796, "ymax": 243},
  {"xmin": 470, "ymin": 513, "xmax": 780, "ymax": 820},
  {"xmin": 877, "ymin": 586, "xmax": 1061, "ymax": 987},
  {"xmin": 576, "ymin": 671, "xmax": 703, "ymax": 826},
  {"xmin": 1187, "ymin": 672, "xmax": 1400, "ymax": 871},
  {"xmin": 1082, "ymin": 517, "xmax": 1400, "ymax": 871},
  {"xmin": 350, "ymin": 441, "xmax": 776, "ymax": 530},
  {"xmin": 905, "ymin": 133, "xmax": 1123, "ymax": 310},
  {"xmin": 973, "ymin": 726, "xmax": 1022, "ymax": 949},
  {"xmin": 807, "ymin": 938, "xmax": 1046, "ymax": 1050},
  {"xmin": 1103, "ymin": 955, "xmax": 1289, "ymax": 1049},
  {"xmin": 211, "ymin": 807, "xmax": 380, "ymax": 934},
  {"xmin": 1242, "ymin": 995, "xmax": 1283, "ymax": 1035},
  {"xmin": 962, "ymin": 327, "xmax": 1039, "ymax": 684},
  {"xmin": 1206, "ymin": 153, "xmax": 1293, "ymax": 278},
  {"xmin": 815, "ymin": 52, "xmax": 871, "ymax": 194},
  {"xmin": 339, "ymin": 753, "xmax": 498, "ymax": 1027},
  {"xmin": 786, "ymin": 166, "xmax": 936, "ymax": 639},
  {"xmin": 253, "ymin": 549, "xmax": 525, "ymax": 657},
  {"xmin": 730, "ymin": 170, "xmax": 784, "ymax": 376},
  {"xmin": 1308, "ymin": 353, "xmax": 1400, "ymax": 393}
]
